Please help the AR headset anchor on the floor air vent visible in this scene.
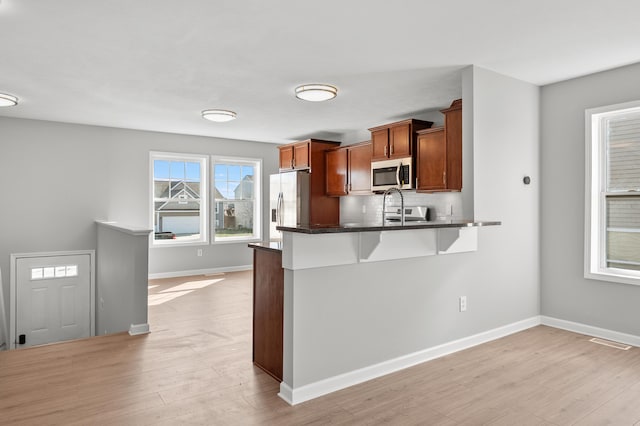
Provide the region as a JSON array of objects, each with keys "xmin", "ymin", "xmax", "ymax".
[{"xmin": 589, "ymin": 337, "xmax": 631, "ymax": 350}]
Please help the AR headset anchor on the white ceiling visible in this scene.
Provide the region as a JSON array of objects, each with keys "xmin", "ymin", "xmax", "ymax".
[{"xmin": 1, "ymin": 0, "xmax": 640, "ymax": 144}]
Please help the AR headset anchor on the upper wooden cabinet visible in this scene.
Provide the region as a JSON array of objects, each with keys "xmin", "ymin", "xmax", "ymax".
[
  {"xmin": 416, "ymin": 127, "xmax": 446, "ymax": 191},
  {"xmin": 368, "ymin": 119, "xmax": 433, "ymax": 161},
  {"xmin": 325, "ymin": 148, "xmax": 348, "ymax": 196},
  {"xmin": 348, "ymin": 143, "xmax": 373, "ymax": 194},
  {"xmin": 442, "ymin": 99, "xmax": 462, "ymax": 191},
  {"xmin": 279, "ymin": 145, "xmax": 294, "ymax": 170},
  {"xmin": 277, "ymin": 139, "xmax": 341, "ymax": 225},
  {"xmin": 278, "ymin": 139, "xmax": 339, "ymax": 171},
  {"xmin": 278, "ymin": 141, "xmax": 309, "ymax": 170},
  {"xmin": 416, "ymin": 99, "xmax": 462, "ymax": 192},
  {"xmin": 326, "ymin": 142, "xmax": 372, "ymax": 196}
]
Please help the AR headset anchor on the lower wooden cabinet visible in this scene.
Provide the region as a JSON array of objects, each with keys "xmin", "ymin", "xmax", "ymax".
[
  {"xmin": 252, "ymin": 246, "xmax": 283, "ymax": 381},
  {"xmin": 326, "ymin": 142, "xmax": 372, "ymax": 196}
]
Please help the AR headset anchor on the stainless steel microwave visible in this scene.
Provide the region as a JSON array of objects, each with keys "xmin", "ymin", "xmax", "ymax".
[{"xmin": 370, "ymin": 157, "xmax": 414, "ymax": 192}]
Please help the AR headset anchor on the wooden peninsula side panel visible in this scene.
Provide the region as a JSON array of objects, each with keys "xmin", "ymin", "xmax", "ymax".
[{"xmin": 252, "ymin": 245, "xmax": 284, "ymax": 381}]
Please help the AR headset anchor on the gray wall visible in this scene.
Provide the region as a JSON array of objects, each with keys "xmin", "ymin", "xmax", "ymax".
[
  {"xmin": 0, "ymin": 116, "xmax": 279, "ymax": 306},
  {"xmin": 541, "ymin": 62, "xmax": 640, "ymax": 333}
]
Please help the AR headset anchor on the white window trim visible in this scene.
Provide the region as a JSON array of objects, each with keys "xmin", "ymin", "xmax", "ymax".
[
  {"xmin": 211, "ymin": 155, "xmax": 262, "ymax": 243},
  {"xmin": 150, "ymin": 151, "xmax": 209, "ymax": 247},
  {"xmin": 585, "ymin": 100, "xmax": 640, "ymax": 285}
]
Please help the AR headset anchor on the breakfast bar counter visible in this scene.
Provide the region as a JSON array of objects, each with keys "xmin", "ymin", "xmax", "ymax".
[
  {"xmin": 251, "ymin": 219, "xmax": 501, "ymax": 406},
  {"xmin": 277, "ymin": 219, "xmax": 500, "ymax": 234}
]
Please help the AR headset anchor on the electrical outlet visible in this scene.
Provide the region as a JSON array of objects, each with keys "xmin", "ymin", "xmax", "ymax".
[
  {"xmin": 197, "ymin": 249, "xmax": 203, "ymax": 257},
  {"xmin": 362, "ymin": 204, "xmax": 367, "ymax": 214},
  {"xmin": 459, "ymin": 296, "xmax": 467, "ymax": 312}
]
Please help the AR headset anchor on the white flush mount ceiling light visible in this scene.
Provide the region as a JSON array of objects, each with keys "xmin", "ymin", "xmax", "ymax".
[
  {"xmin": 295, "ymin": 84, "xmax": 338, "ymax": 102},
  {"xmin": 202, "ymin": 109, "xmax": 237, "ymax": 122},
  {"xmin": 0, "ymin": 93, "xmax": 18, "ymax": 107}
]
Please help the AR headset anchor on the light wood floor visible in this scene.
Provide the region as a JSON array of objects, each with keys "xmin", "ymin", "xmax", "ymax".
[{"xmin": 2, "ymin": 271, "xmax": 640, "ymax": 425}]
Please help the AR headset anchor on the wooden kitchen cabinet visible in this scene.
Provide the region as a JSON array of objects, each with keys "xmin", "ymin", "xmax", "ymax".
[
  {"xmin": 325, "ymin": 142, "xmax": 372, "ymax": 196},
  {"xmin": 325, "ymin": 148, "xmax": 348, "ymax": 196},
  {"xmin": 415, "ymin": 99, "xmax": 462, "ymax": 192},
  {"xmin": 416, "ymin": 127, "xmax": 447, "ymax": 191},
  {"xmin": 442, "ymin": 98, "xmax": 462, "ymax": 191},
  {"xmin": 293, "ymin": 142, "xmax": 309, "ymax": 169},
  {"xmin": 348, "ymin": 142, "xmax": 372, "ymax": 194},
  {"xmin": 278, "ymin": 145, "xmax": 294, "ymax": 170},
  {"xmin": 276, "ymin": 138, "xmax": 341, "ymax": 225},
  {"xmin": 368, "ymin": 119, "xmax": 433, "ymax": 161},
  {"xmin": 278, "ymin": 139, "xmax": 328, "ymax": 171}
]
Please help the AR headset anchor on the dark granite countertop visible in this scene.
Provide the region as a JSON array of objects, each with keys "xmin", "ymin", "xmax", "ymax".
[
  {"xmin": 248, "ymin": 241, "xmax": 283, "ymax": 253},
  {"xmin": 276, "ymin": 219, "xmax": 501, "ymax": 234}
]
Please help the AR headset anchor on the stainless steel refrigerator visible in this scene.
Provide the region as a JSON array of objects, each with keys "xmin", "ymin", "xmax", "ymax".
[{"xmin": 270, "ymin": 171, "xmax": 310, "ymax": 241}]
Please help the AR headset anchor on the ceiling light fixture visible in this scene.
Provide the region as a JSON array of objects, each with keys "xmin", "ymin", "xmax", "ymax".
[
  {"xmin": 201, "ymin": 109, "xmax": 237, "ymax": 122},
  {"xmin": 295, "ymin": 84, "xmax": 338, "ymax": 102},
  {"xmin": 0, "ymin": 93, "xmax": 18, "ymax": 107}
]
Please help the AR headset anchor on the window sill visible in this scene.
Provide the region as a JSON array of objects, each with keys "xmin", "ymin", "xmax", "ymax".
[
  {"xmin": 213, "ymin": 237, "xmax": 262, "ymax": 245},
  {"xmin": 151, "ymin": 241, "xmax": 209, "ymax": 249},
  {"xmin": 585, "ymin": 270, "xmax": 640, "ymax": 286}
]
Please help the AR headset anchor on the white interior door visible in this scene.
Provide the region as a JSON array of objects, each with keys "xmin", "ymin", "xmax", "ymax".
[{"xmin": 15, "ymin": 254, "xmax": 92, "ymax": 348}]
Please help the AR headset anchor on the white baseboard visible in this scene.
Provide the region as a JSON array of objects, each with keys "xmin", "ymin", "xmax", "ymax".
[
  {"xmin": 129, "ymin": 323, "xmax": 150, "ymax": 335},
  {"xmin": 279, "ymin": 316, "xmax": 541, "ymax": 406},
  {"xmin": 541, "ymin": 315, "xmax": 640, "ymax": 347},
  {"xmin": 278, "ymin": 383, "xmax": 294, "ymax": 405},
  {"xmin": 148, "ymin": 265, "xmax": 252, "ymax": 280}
]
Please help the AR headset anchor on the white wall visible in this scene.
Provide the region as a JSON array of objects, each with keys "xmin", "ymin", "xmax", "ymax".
[
  {"xmin": 0, "ymin": 117, "xmax": 279, "ymax": 313},
  {"xmin": 540, "ymin": 62, "xmax": 640, "ymax": 334},
  {"xmin": 283, "ymin": 66, "xmax": 541, "ymax": 389}
]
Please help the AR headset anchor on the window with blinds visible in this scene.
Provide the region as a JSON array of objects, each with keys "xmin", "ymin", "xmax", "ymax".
[
  {"xmin": 586, "ymin": 101, "xmax": 640, "ymax": 285},
  {"xmin": 605, "ymin": 113, "xmax": 640, "ymax": 271}
]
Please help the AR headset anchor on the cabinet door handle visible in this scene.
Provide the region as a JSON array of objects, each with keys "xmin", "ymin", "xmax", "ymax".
[
  {"xmin": 349, "ymin": 183, "xmax": 352, "ymax": 192},
  {"xmin": 384, "ymin": 145, "xmax": 388, "ymax": 157},
  {"xmin": 291, "ymin": 158, "xmax": 294, "ymax": 169},
  {"xmin": 443, "ymin": 171, "xmax": 446, "ymax": 185},
  {"xmin": 344, "ymin": 184, "xmax": 348, "ymax": 194},
  {"xmin": 390, "ymin": 144, "xmax": 394, "ymax": 155},
  {"xmin": 416, "ymin": 177, "xmax": 419, "ymax": 188}
]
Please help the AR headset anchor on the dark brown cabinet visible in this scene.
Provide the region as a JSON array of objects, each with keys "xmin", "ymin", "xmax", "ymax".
[
  {"xmin": 349, "ymin": 143, "xmax": 373, "ymax": 194},
  {"xmin": 279, "ymin": 145, "xmax": 294, "ymax": 170},
  {"xmin": 252, "ymin": 245, "xmax": 283, "ymax": 381},
  {"xmin": 442, "ymin": 99, "xmax": 462, "ymax": 191},
  {"xmin": 326, "ymin": 142, "xmax": 372, "ymax": 196},
  {"xmin": 416, "ymin": 127, "xmax": 446, "ymax": 191},
  {"xmin": 277, "ymin": 139, "xmax": 341, "ymax": 225},
  {"xmin": 416, "ymin": 99, "xmax": 462, "ymax": 192},
  {"xmin": 278, "ymin": 140, "xmax": 315, "ymax": 170},
  {"xmin": 368, "ymin": 119, "xmax": 433, "ymax": 161},
  {"xmin": 326, "ymin": 148, "xmax": 348, "ymax": 196}
]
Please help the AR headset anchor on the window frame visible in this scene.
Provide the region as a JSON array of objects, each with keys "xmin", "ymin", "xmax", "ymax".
[
  {"xmin": 211, "ymin": 155, "xmax": 262, "ymax": 244},
  {"xmin": 585, "ymin": 100, "xmax": 640, "ymax": 285},
  {"xmin": 150, "ymin": 151, "xmax": 209, "ymax": 247}
]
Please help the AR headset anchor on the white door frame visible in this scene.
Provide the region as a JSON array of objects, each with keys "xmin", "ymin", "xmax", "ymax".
[{"xmin": 9, "ymin": 250, "xmax": 95, "ymax": 350}]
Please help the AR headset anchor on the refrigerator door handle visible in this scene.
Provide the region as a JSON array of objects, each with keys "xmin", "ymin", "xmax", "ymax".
[{"xmin": 277, "ymin": 192, "xmax": 284, "ymax": 226}]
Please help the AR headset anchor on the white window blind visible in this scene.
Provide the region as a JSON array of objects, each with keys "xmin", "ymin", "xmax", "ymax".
[{"xmin": 607, "ymin": 115, "xmax": 640, "ymax": 191}]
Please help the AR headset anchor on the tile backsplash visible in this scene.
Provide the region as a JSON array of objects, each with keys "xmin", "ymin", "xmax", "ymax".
[{"xmin": 340, "ymin": 191, "xmax": 465, "ymax": 224}]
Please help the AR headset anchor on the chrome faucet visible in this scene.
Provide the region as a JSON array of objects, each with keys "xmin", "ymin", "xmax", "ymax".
[{"xmin": 382, "ymin": 187, "xmax": 404, "ymax": 226}]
